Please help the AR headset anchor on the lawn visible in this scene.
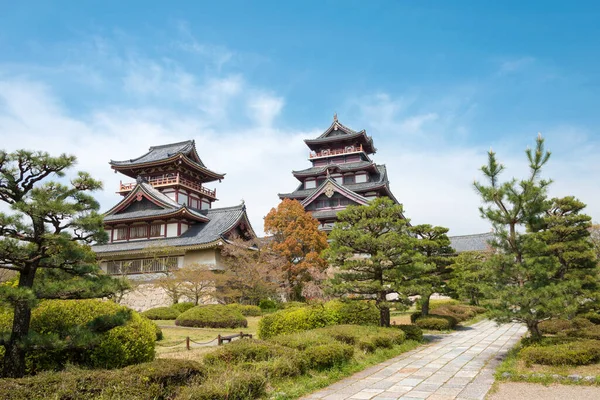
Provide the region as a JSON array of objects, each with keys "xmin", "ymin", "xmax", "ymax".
[{"xmin": 155, "ymin": 316, "xmax": 261, "ymax": 355}]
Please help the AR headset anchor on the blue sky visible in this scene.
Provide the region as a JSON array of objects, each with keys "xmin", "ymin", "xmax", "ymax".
[{"xmin": 1, "ymin": 1, "xmax": 599, "ymax": 235}]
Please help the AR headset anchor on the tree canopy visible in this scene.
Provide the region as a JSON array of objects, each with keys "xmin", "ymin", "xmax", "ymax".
[
  {"xmin": 325, "ymin": 197, "xmax": 419, "ymax": 327},
  {"xmin": 264, "ymin": 199, "xmax": 328, "ymax": 301},
  {"xmin": 0, "ymin": 150, "xmax": 120, "ymax": 377}
]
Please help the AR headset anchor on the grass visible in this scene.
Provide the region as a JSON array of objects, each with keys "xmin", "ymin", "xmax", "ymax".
[
  {"xmin": 155, "ymin": 316, "xmax": 261, "ymax": 355},
  {"xmin": 495, "ymin": 340, "xmax": 600, "ymax": 386}
]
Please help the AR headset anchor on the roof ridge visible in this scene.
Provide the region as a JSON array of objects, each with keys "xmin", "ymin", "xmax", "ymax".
[
  {"xmin": 207, "ymin": 204, "xmax": 245, "ymax": 213},
  {"xmin": 148, "ymin": 140, "xmax": 194, "ymax": 150},
  {"xmin": 449, "ymin": 232, "xmax": 495, "ymax": 238}
]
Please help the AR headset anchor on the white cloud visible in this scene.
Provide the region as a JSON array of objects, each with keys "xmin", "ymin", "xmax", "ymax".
[{"xmin": 498, "ymin": 56, "xmax": 535, "ymax": 74}]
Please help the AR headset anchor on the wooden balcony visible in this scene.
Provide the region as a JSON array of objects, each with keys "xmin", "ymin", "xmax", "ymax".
[
  {"xmin": 309, "ymin": 144, "xmax": 364, "ymax": 159},
  {"xmin": 118, "ymin": 173, "xmax": 217, "ymax": 198}
]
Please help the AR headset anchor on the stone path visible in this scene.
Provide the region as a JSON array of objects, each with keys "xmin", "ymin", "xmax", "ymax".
[{"xmin": 303, "ymin": 320, "xmax": 527, "ymax": 400}]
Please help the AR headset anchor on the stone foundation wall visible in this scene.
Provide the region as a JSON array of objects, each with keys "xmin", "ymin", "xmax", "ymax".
[{"xmin": 118, "ymin": 284, "xmax": 174, "ymax": 312}]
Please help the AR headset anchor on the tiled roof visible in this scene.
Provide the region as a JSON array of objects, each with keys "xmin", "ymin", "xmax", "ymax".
[
  {"xmin": 280, "ymin": 164, "xmax": 391, "ymax": 199},
  {"xmin": 449, "ymin": 232, "xmax": 494, "ymax": 253},
  {"xmin": 111, "ymin": 141, "xmax": 202, "ymax": 166},
  {"xmin": 103, "ymin": 181, "xmax": 208, "ymax": 223},
  {"xmin": 309, "ymin": 209, "xmax": 344, "ymax": 219},
  {"xmin": 304, "ymin": 119, "xmax": 376, "ymax": 153},
  {"xmin": 94, "ymin": 204, "xmax": 253, "ymax": 254},
  {"xmin": 292, "ymin": 161, "xmax": 375, "ymax": 177}
]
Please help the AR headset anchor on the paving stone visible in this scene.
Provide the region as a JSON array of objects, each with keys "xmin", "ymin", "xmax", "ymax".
[{"xmin": 301, "ymin": 321, "xmax": 526, "ymax": 400}]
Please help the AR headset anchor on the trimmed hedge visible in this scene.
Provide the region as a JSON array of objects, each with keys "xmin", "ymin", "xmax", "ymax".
[
  {"xmin": 396, "ymin": 324, "xmax": 424, "ymax": 342},
  {"xmin": 304, "ymin": 343, "xmax": 354, "ymax": 370},
  {"xmin": 203, "ymin": 339, "xmax": 304, "ymax": 367},
  {"xmin": 0, "ymin": 359, "xmax": 205, "ymax": 400},
  {"xmin": 282, "ymin": 301, "xmax": 308, "ymax": 309},
  {"xmin": 568, "ymin": 325, "xmax": 600, "ymax": 340},
  {"xmin": 258, "ymin": 299, "xmax": 279, "ymax": 311},
  {"xmin": 176, "ymin": 305, "xmax": 248, "ymax": 328},
  {"xmin": 579, "ymin": 311, "xmax": 600, "ymax": 325},
  {"xmin": 520, "ymin": 339, "xmax": 600, "ymax": 366},
  {"xmin": 539, "ymin": 319, "xmax": 573, "ymax": 335},
  {"xmin": 177, "ymin": 370, "xmax": 267, "ymax": 400},
  {"xmin": 0, "ymin": 299, "xmax": 156, "ymax": 372},
  {"xmin": 227, "ymin": 303, "xmax": 263, "ymax": 316},
  {"xmin": 171, "ymin": 302, "xmax": 195, "ymax": 313},
  {"xmin": 416, "ymin": 316, "xmax": 453, "ymax": 330},
  {"xmin": 142, "ymin": 306, "xmax": 180, "ymax": 320},
  {"xmin": 258, "ymin": 300, "xmax": 378, "ymax": 339}
]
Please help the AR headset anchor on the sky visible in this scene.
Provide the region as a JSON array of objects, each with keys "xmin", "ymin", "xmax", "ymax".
[{"xmin": 1, "ymin": 1, "xmax": 599, "ymax": 236}]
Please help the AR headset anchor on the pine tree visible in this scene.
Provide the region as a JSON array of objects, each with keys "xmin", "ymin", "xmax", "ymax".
[
  {"xmin": 447, "ymin": 251, "xmax": 492, "ymax": 306},
  {"xmin": 0, "ymin": 150, "xmax": 119, "ymax": 377},
  {"xmin": 474, "ymin": 136, "xmax": 599, "ymax": 341},
  {"xmin": 325, "ymin": 197, "xmax": 419, "ymax": 327},
  {"xmin": 408, "ymin": 225, "xmax": 454, "ymax": 316}
]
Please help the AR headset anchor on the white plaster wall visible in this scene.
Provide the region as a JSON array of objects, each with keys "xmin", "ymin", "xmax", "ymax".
[{"xmin": 167, "ymin": 223, "xmax": 178, "ymax": 237}]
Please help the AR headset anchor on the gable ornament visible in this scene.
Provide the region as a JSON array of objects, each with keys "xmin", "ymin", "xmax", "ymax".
[{"xmin": 324, "ymin": 182, "xmax": 335, "ymax": 198}]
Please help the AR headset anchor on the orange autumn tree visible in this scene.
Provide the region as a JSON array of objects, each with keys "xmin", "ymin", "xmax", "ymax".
[{"xmin": 264, "ymin": 199, "xmax": 328, "ymax": 301}]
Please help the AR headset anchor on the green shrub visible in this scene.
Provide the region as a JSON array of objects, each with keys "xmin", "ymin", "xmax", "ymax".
[
  {"xmin": 427, "ymin": 299, "xmax": 461, "ymax": 310},
  {"xmin": 568, "ymin": 325, "xmax": 600, "ymax": 340},
  {"xmin": 539, "ymin": 319, "xmax": 573, "ymax": 334},
  {"xmin": 303, "ymin": 343, "xmax": 354, "ymax": 370},
  {"xmin": 142, "ymin": 306, "xmax": 180, "ymax": 320},
  {"xmin": 0, "ymin": 299, "xmax": 155, "ymax": 372},
  {"xmin": 324, "ymin": 300, "xmax": 379, "ymax": 325},
  {"xmin": 520, "ymin": 340, "xmax": 600, "ymax": 366},
  {"xmin": 258, "ymin": 301, "xmax": 378, "ymax": 339},
  {"xmin": 153, "ymin": 323, "xmax": 164, "ymax": 341},
  {"xmin": 282, "ymin": 301, "xmax": 308, "ymax": 309},
  {"xmin": 415, "ymin": 316, "xmax": 452, "ymax": 330},
  {"xmin": 432, "ymin": 305, "xmax": 480, "ymax": 322},
  {"xmin": 314, "ymin": 325, "xmax": 405, "ymax": 351},
  {"xmin": 203, "ymin": 339, "xmax": 303, "ymax": 366},
  {"xmin": 227, "ymin": 303, "xmax": 263, "ymax": 316},
  {"xmin": 171, "ymin": 302, "xmax": 195, "ymax": 313},
  {"xmin": 258, "ymin": 299, "xmax": 279, "ymax": 311},
  {"xmin": 396, "ymin": 324, "xmax": 424, "ymax": 342},
  {"xmin": 572, "ymin": 317, "xmax": 594, "ymax": 329},
  {"xmin": 258, "ymin": 305, "xmax": 335, "ymax": 338},
  {"xmin": 178, "ymin": 370, "xmax": 267, "ymax": 400},
  {"xmin": 176, "ymin": 305, "xmax": 247, "ymax": 329},
  {"xmin": 579, "ymin": 311, "xmax": 600, "ymax": 325},
  {"xmin": 0, "ymin": 359, "xmax": 205, "ymax": 400},
  {"xmin": 270, "ymin": 330, "xmax": 334, "ymax": 350}
]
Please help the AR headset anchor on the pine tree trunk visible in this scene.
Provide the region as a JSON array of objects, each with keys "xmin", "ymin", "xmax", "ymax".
[
  {"xmin": 2, "ymin": 267, "xmax": 36, "ymax": 378},
  {"xmin": 421, "ymin": 294, "xmax": 431, "ymax": 316},
  {"xmin": 526, "ymin": 320, "xmax": 542, "ymax": 342},
  {"xmin": 379, "ymin": 306, "xmax": 390, "ymax": 327}
]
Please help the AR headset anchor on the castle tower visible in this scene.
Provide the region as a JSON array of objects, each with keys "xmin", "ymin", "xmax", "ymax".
[{"xmin": 279, "ymin": 115, "xmax": 400, "ymax": 231}]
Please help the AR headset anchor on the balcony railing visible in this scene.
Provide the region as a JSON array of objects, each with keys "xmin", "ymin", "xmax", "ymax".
[
  {"xmin": 309, "ymin": 144, "xmax": 364, "ymax": 159},
  {"xmin": 118, "ymin": 173, "xmax": 217, "ymax": 198}
]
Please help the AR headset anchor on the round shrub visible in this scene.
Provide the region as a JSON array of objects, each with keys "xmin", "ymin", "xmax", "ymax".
[
  {"xmin": 324, "ymin": 300, "xmax": 379, "ymax": 325},
  {"xmin": 416, "ymin": 316, "xmax": 452, "ymax": 330},
  {"xmin": 520, "ymin": 340, "xmax": 600, "ymax": 366},
  {"xmin": 142, "ymin": 306, "xmax": 180, "ymax": 320},
  {"xmin": 579, "ymin": 311, "xmax": 600, "ymax": 325},
  {"xmin": 227, "ymin": 303, "xmax": 263, "ymax": 316},
  {"xmin": 171, "ymin": 302, "xmax": 195, "ymax": 313},
  {"xmin": 396, "ymin": 324, "xmax": 424, "ymax": 342},
  {"xmin": 258, "ymin": 298, "xmax": 279, "ymax": 311},
  {"xmin": 0, "ymin": 299, "xmax": 156, "ymax": 372},
  {"xmin": 176, "ymin": 305, "xmax": 247, "ymax": 329},
  {"xmin": 304, "ymin": 343, "xmax": 354, "ymax": 370},
  {"xmin": 539, "ymin": 319, "xmax": 573, "ymax": 335}
]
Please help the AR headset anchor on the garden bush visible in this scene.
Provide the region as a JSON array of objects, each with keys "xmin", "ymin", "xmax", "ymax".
[
  {"xmin": 567, "ymin": 325, "xmax": 600, "ymax": 340},
  {"xmin": 142, "ymin": 306, "xmax": 180, "ymax": 320},
  {"xmin": 171, "ymin": 302, "xmax": 195, "ymax": 313},
  {"xmin": 427, "ymin": 299, "xmax": 461, "ymax": 310},
  {"xmin": 227, "ymin": 303, "xmax": 263, "ymax": 316},
  {"xmin": 258, "ymin": 298, "xmax": 279, "ymax": 311},
  {"xmin": 520, "ymin": 339, "xmax": 600, "ymax": 366},
  {"xmin": 579, "ymin": 311, "xmax": 600, "ymax": 325},
  {"xmin": 415, "ymin": 316, "xmax": 453, "ymax": 330},
  {"xmin": 396, "ymin": 324, "xmax": 424, "ymax": 342},
  {"xmin": 177, "ymin": 370, "xmax": 267, "ymax": 400},
  {"xmin": 324, "ymin": 300, "xmax": 379, "ymax": 325},
  {"xmin": 258, "ymin": 300, "xmax": 378, "ymax": 339},
  {"xmin": 282, "ymin": 301, "xmax": 308, "ymax": 309},
  {"xmin": 203, "ymin": 339, "xmax": 304, "ymax": 367},
  {"xmin": 538, "ymin": 319, "xmax": 573, "ymax": 335},
  {"xmin": 315, "ymin": 325, "xmax": 405, "ymax": 352},
  {"xmin": 432, "ymin": 305, "xmax": 483, "ymax": 322},
  {"xmin": 176, "ymin": 304, "xmax": 247, "ymax": 329},
  {"xmin": 303, "ymin": 342, "xmax": 354, "ymax": 370},
  {"xmin": 0, "ymin": 299, "xmax": 156, "ymax": 372},
  {"xmin": 0, "ymin": 359, "xmax": 205, "ymax": 400},
  {"xmin": 269, "ymin": 330, "xmax": 334, "ymax": 350}
]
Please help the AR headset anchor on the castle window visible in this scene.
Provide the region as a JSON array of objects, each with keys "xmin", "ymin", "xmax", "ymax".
[
  {"xmin": 305, "ymin": 179, "xmax": 316, "ymax": 189},
  {"xmin": 116, "ymin": 227, "xmax": 127, "ymax": 240},
  {"xmin": 130, "ymin": 225, "xmax": 148, "ymax": 239},
  {"xmin": 355, "ymin": 173, "xmax": 368, "ymax": 183},
  {"xmin": 150, "ymin": 224, "xmax": 162, "ymax": 237},
  {"xmin": 343, "ymin": 174, "xmax": 355, "ymax": 184}
]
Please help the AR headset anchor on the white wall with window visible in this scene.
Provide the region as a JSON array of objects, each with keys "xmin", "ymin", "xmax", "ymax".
[{"xmin": 304, "ymin": 179, "xmax": 316, "ymax": 189}]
